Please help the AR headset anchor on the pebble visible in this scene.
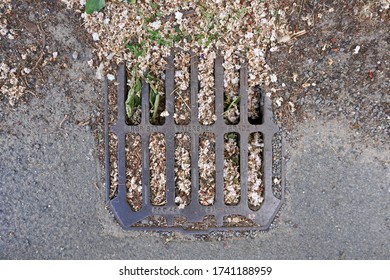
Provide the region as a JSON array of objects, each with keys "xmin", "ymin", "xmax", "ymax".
[{"xmin": 72, "ymin": 51, "xmax": 78, "ymax": 60}]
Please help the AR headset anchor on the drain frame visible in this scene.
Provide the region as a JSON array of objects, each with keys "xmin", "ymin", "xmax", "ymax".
[{"xmin": 104, "ymin": 55, "xmax": 285, "ymax": 233}]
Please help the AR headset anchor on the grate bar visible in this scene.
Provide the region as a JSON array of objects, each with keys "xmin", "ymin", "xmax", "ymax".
[
  {"xmin": 239, "ymin": 131, "xmax": 249, "ymax": 209},
  {"xmin": 165, "ymin": 55, "xmax": 176, "ymax": 211},
  {"xmin": 190, "ymin": 133, "xmax": 199, "ymax": 207},
  {"xmin": 213, "ymin": 56, "xmax": 226, "ymax": 216},
  {"xmin": 141, "ymin": 81, "xmax": 150, "ymax": 125},
  {"xmin": 141, "ymin": 132, "xmax": 150, "ymax": 207},
  {"xmin": 165, "ymin": 55, "xmax": 175, "ymax": 126},
  {"xmin": 190, "ymin": 52, "xmax": 199, "ymax": 125},
  {"xmin": 239, "ymin": 62, "xmax": 249, "ymax": 124}
]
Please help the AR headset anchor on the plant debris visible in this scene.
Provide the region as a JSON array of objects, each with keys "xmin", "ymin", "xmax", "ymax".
[
  {"xmin": 174, "ymin": 133, "xmax": 191, "ymax": 209},
  {"xmin": 198, "ymin": 132, "xmax": 216, "ymax": 206},
  {"xmin": 149, "ymin": 132, "xmax": 166, "ymax": 205},
  {"xmin": 248, "ymin": 132, "xmax": 264, "ymax": 208},
  {"xmin": 224, "ymin": 133, "xmax": 240, "ymax": 205},
  {"xmin": 126, "ymin": 133, "xmax": 142, "ymax": 211}
]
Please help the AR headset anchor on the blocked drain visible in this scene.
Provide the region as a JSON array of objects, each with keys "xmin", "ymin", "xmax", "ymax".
[{"xmin": 104, "ymin": 55, "xmax": 284, "ymax": 233}]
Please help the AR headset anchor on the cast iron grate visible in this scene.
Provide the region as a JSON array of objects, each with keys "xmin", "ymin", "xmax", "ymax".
[{"xmin": 104, "ymin": 54, "xmax": 284, "ymax": 233}]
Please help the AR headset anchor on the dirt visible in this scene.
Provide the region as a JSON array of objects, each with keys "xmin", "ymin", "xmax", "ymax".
[{"xmin": 269, "ymin": 0, "xmax": 389, "ymax": 145}]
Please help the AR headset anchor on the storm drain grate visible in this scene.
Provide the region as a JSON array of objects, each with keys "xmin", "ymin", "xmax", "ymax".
[{"xmin": 104, "ymin": 55, "xmax": 284, "ymax": 233}]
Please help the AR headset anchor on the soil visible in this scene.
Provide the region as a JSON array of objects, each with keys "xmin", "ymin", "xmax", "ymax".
[{"xmin": 269, "ymin": 0, "xmax": 389, "ymax": 145}]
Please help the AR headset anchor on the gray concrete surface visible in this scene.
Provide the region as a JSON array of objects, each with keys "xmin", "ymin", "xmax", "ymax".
[
  {"xmin": 1, "ymin": 2, "xmax": 389, "ymax": 260},
  {"xmin": 1, "ymin": 102, "xmax": 389, "ymax": 259}
]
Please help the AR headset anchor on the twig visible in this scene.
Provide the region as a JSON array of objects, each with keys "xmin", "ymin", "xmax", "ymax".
[
  {"xmin": 32, "ymin": 23, "xmax": 46, "ymax": 71},
  {"xmin": 175, "ymin": 88, "xmax": 191, "ymax": 111},
  {"xmin": 59, "ymin": 114, "xmax": 68, "ymax": 128}
]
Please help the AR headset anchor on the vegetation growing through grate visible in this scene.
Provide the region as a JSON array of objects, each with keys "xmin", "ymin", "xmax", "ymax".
[
  {"xmin": 223, "ymin": 54, "xmax": 241, "ymax": 124},
  {"xmin": 248, "ymin": 86, "xmax": 264, "ymax": 125},
  {"xmin": 125, "ymin": 67, "xmax": 142, "ymax": 125}
]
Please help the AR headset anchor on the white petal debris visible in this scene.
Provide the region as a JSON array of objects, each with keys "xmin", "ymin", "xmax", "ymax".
[
  {"xmin": 160, "ymin": 110, "xmax": 169, "ymax": 117},
  {"xmin": 248, "ymin": 132, "xmax": 264, "ymax": 207},
  {"xmin": 174, "ymin": 133, "xmax": 191, "ymax": 209},
  {"xmin": 126, "ymin": 134, "xmax": 142, "ymax": 211},
  {"xmin": 149, "ymin": 133, "xmax": 166, "ymax": 206},
  {"xmin": 92, "ymin": 32, "xmax": 99, "ymax": 41},
  {"xmin": 175, "ymin": 11, "xmax": 183, "ymax": 24},
  {"xmin": 270, "ymin": 73, "xmax": 278, "ymax": 83},
  {"xmin": 199, "ymin": 133, "xmax": 216, "ymax": 206},
  {"xmin": 23, "ymin": 68, "xmax": 31, "ymax": 74},
  {"xmin": 224, "ymin": 134, "xmax": 240, "ymax": 205},
  {"xmin": 96, "ymin": 62, "xmax": 104, "ymax": 80},
  {"xmin": 353, "ymin": 45, "xmax": 361, "ymax": 54},
  {"xmin": 149, "ymin": 20, "xmax": 161, "ymax": 30},
  {"xmin": 107, "ymin": 73, "xmax": 115, "ymax": 81}
]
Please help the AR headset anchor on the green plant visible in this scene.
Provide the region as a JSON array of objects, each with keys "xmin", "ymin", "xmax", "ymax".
[
  {"xmin": 126, "ymin": 41, "xmax": 146, "ymax": 58},
  {"xmin": 145, "ymin": 28, "xmax": 173, "ymax": 47},
  {"xmin": 144, "ymin": 73, "xmax": 161, "ymax": 123},
  {"xmin": 223, "ymin": 96, "xmax": 240, "ymax": 115},
  {"xmin": 85, "ymin": 0, "xmax": 106, "ymax": 14},
  {"xmin": 125, "ymin": 68, "xmax": 142, "ymax": 121}
]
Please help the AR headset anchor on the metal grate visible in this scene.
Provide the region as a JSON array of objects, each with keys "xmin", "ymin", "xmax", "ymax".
[{"xmin": 104, "ymin": 54, "xmax": 284, "ymax": 233}]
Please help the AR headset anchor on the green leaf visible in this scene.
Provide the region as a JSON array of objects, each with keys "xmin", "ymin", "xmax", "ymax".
[
  {"xmin": 85, "ymin": 0, "xmax": 106, "ymax": 14},
  {"xmin": 232, "ymin": 157, "xmax": 239, "ymax": 166},
  {"xmin": 152, "ymin": 93, "xmax": 160, "ymax": 122},
  {"xmin": 224, "ymin": 96, "xmax": 240, "ymax": 114},
  {"xmin": 150, "ymin": 2, "xmax": 158, "ymax": 9},
  {"xmin": 126, "ymin": 42, "xmax": 145, "ymax": 58},
  {"xmin": 125, "ymin": 69, "xmax": 142, "ymax": 120}
]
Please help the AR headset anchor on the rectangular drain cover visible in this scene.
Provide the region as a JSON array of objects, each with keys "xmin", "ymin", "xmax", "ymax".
[{"xmin": 104, "ymin": 54, "xmax": 284, "ymax": 233}]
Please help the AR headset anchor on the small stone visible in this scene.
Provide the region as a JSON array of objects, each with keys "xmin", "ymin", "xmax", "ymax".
[{"xmin": 72, "ymin": 51, "xmax": 78, "ymax": 60}]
